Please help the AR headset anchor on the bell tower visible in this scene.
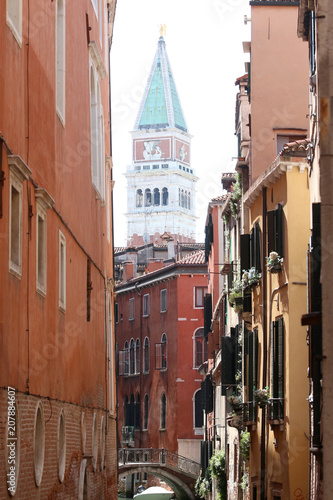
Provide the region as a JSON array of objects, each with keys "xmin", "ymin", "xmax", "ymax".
[{"xmin": 125, "ymin": 33, "xmax": 198, "ymax": 246}]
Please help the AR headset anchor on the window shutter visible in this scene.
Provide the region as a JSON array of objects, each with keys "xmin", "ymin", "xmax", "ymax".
[
  {"xmin": 311, "ymin": 203, "xmax": 322, "ymax": 314},
  {"xmin": 221, "ymin": 336, "xmax": 236, "ymax": 395},
  {"xmin": 267, "ymin": 210, "xmax": 275, "ymax": 255},
  {"xmin": 241, "ymin": 234, "xmax": 251, "ymax": 272},
  {"xmin": 201, "ymin": 375, "xmax": 214, "ymax": 414},
  {"xmin": 204, "ymin": 293, "xmax": 212, "ymax": 341},
  {"xmin": 255, "ymin": 222, "xmax": 261, "ymax": 272},
  {"xmin": 277, "ymin": 318, "xmax": 284, "ymax": 403},
  {"xmin": 276, "ymin": 204, "xmax": 284, "ymax": 257}
]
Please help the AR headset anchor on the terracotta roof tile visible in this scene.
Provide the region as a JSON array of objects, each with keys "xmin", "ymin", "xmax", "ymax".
[{"xmin": 177, "ymin": 250, "xmax": 205, "ymax": 265}]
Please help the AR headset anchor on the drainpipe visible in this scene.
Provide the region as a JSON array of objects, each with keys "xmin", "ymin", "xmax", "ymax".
[{"xmin": 260, "ymin": 187, "xmax": 267, "ymax": 500}]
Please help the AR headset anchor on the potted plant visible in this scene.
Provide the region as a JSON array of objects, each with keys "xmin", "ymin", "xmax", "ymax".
[
  {"xmin": 266, "ymin": 251, "xmax": 283, "ymax": 273},
  {"xmin": 227, "ymin": 413, "xmax": 243, "ymax": 429},
  {"xmin": 228, "ymin": 279, "xmax": 243, "ymax": 308},
  {"xmin": 253, "ymin": 387, "xmax": 270, "ymax": 407},
  {"xmin": 227, "ymin": 394, "xmax": 242, "ymax": 413},
  {"xmin": 242, "ymin": 267, "xmax": 261, "ymax": 291}
]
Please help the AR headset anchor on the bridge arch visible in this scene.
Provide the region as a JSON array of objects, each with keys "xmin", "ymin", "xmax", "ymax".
[{"xmin": 119, "ymin": 466, "xmax": 195, "ymax": 500}]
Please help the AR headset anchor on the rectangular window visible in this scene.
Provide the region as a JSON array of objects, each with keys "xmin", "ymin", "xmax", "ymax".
[
  {"xmin": 129, "ymin": 297, "xmax": 135, "ymax": 320},
  {"xmin": 244, "ymin": 329, "xmax": 258, "ymax": 422},
  {"xmin": 115, "ymin": 302, "xmax": 119, "ymax": 324},
  {"xmin": 143, "ymin": 293, "xmax": 149, "ymax": 316},
  {"xmin": 155, "ymin": 342, "xmax": 167, "ymax": 370},
  {"xmin": 270, "ymin": 318, "xmax": 284, "ymax": 421},
  {"xmin": 91, "ymin": 0, "xmax": 98, "ymax": 16},
  {"xmin": 267, "ymin": 204, "xmax": 284, "ymax": 257},
  {"xmin": 9, "ymin": 183, "xmax": 22, "ymax": 276},
  {"xmin": 160, "ymin": 289, "xmax": 167, "ymax": 312},
  {"xmin": 195, "ymin": 287, "xmax": 208, "ymax": 307},
  {"xmin": 56, "ymin": 0, "xmax": 66, "ymax": 124},
  {"xmin": 59, "ymin": 231, "xmax": 66, "ymax": 311},
  {"xmin": 36, "ymin": 211, "xmax": 47, "ymax": 295},
  {"xmin": 6, "ymin": 0, "xmax": 22, "ymax": 45}
]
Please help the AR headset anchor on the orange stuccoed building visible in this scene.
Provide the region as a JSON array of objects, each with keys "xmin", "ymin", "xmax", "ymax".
[{"xmin": 0, "ymin": 1, "xmax": 118, "ymax": 498}]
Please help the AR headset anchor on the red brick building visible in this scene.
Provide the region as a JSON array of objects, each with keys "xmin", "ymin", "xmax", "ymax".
[
  {"xmin": 116, "ymin": 250, "xmax": 207, "ymax": 487},
  {"xmin": 0, "ymin": 1, "xmax": 117, "ymax": 498}
]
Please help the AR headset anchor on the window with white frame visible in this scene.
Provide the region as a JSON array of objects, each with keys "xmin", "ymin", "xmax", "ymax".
[
  {"xmin": 129, "ymin": 297, "xmax": 135, "ymax": 320},
  {"xmin": 143, "ymin": 294, "xmax": 150, "ymax": 316},
  {"xmin": 9, "ymin": 180, "xmax": 22, "ymax": 276},
  {"xmin": 36, "ymin": 210, "xmax": 47, "ymax": 295},
  {"xmin": 194, "ymin": 287, "xmax": 208, "ymax": 308},
  {"xmin": 194, "ymin": 328, "xmax": 208, "ymax": 368},
  {"xmin": 6, "ymin": 0, "xmax": 22, "ymax": 45},
  {"xmin": 129, "ymin": 339, "xmax": 135, "ymax": 375},
  {"xmin": 160, "ymin": 289, "xmax": 167, "ymax": 312},
  {"xmin": 91, "ymin": 0, "xmax": 98, "ymax": 16},
  {"xmin": 155, "ymin": 333, "xmax": 167, "ymax": 370},
  {"xmin": 90, "ymin": 63, "xmax": 105, "ymax": 200},
  {"xmin": 59, "ymin": 231, "xmax": 66, "ymax": 311},
  {"xmin": 143, "ymin": 337, "xmax": 150, "ymax": 373},
  {"xmin": 56, "ymin": 0, "xmax": 65, "ymax": 124}
]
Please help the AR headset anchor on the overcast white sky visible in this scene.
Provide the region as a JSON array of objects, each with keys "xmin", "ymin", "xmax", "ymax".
[{"xmin": 111, "ymin": 0, "xmax": 251, "ymax": 246}]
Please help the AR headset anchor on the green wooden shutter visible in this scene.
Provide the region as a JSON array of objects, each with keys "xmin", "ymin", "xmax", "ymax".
[
  {"xmin": 204, "ymin": 293, "xmax": 212, "ymax": 341},
  {"xmin": 277, "ymin": 318, "xmax": 284, "ymax": 418},
  {"xmin": 221, "ymin": 336, "xmax": 236, "ymax": 395},
  {"xmin": 241, "ymin": 234, "xmax": 251, "ymax": 272},
  {"xmin": 276, "ymin": 204, "xmax": 284, "ymax": 257},
  {"xmin": 267, "ymin": 210, "xmax": 275, "ymax": 255}
]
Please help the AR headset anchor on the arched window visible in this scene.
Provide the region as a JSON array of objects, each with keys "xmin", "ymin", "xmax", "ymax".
[
  {"xmin": 136, "ymin": 189, "xmax": 143, "ymax": 207},
  {"xmin": 162, "ymin": 187, "xmax": 168, "ymax": 206},
  {"xmin": 188, "ymin": 192, "xmax": 191, "ymax": 210},
  {"xmin": 130, "ymin": 339, "xmax": 135, "ymax": 375},
  {"xmin": 123, "ymin": 396, "xmax": 129, "ymax": 425},
  {"xmin": 153, "ymin": 188, "xmax": 160, "ymax": 206},
  {"xmin": 143, "ymin": 394, "xmax": 149, "ymax": 430},
  {"xmin": 136, "ymin": 338, "xmax": 141, "ymax": 374},
  {"xmin": 181, "ymin": 189, "xmax": 185, "ymax": 208},
  {"xmin": 161, "ymin": 333, "xmax": 167, "ymax": 369},
  {"xmin": 184, "ymin": 191, "xmax": 188, "ymax": 209},
  {"xmin": 160, "ymin": 393, "xmax": 166, "ymax": 429},
  {"xmin": 194, "ymin": 389, "xmax": 204, "ymax": 429},
  {"xmin": 143, "ymin": 337, "xmax": 150, "ymax": 373},
  {"xmin": 179, "ymin": 188, "xmax": 181, "ymax": 206},
  {"xmin": 124, "ymin": 341, "xmax": 129, "ymax": 376},
  {"xmin": 145, "ymin": 188, "xmax": 152, "ymax": 206},
  {"xmin": 134, "ymin": 393, "xmax": 140, "ymax": 430},
  {"xmin": 194, "ymin": 328, "xmax": 208, "ymax": 368}
]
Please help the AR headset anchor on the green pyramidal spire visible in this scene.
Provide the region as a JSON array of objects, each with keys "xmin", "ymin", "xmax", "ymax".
[{"xmin": 134, "ymin": 36, "xmax": 188, "ymax": 132}]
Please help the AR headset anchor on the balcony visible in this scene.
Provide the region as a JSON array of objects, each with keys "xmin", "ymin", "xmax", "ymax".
[
  {"xmin": 122, "ymin": 426, "xmax": 135, "ymax": 447},
  {"xmin": 242, "ymin": 401, "xmax": 258, "ymax": 430}
]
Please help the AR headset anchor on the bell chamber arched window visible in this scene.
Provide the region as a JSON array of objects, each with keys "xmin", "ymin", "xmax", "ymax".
[
  {"xmin": 162, "ymin": 187, "xmax": 168, "ymax": 206},
  {"xmin": 143, "ymin": 337, "xmax": 150, "ymax": 373},
  {"xmin": 145, "ymin": 188, "xmax": 152, "ymax": 207},
  {"xmin": 136, "ymin": 189, "xmax": 143, "ymax": 207},
  {"xmin": 153, "ymin": 188, "xmax": 160, "ymax": 206},
  {"xmin": 130, "ymin": 338, "xmax": 135, "ymax": 375}
]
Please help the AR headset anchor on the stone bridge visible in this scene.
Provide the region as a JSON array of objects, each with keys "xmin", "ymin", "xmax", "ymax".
[{"xmin": 118, "ymin": 448, "xmax": 201, "ymax": 499}]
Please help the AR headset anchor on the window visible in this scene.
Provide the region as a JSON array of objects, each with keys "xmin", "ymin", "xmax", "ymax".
[
  {"xmin": 108, "ymin": 295, "xmax": 114, "ymax": 411},
  {"xmin": 155, "ymin": 333, "xmax": 167, "ymax": 370},
  {"xmin": 184, "ymin": 191, "xmax": 188, "ymax": 209},
  {"xmin": 143, "ymin": 294, "xmax": 150, "ymax": 316},
  {"xmin": 160, "ymin": 289, "xmax": 167, "ymax": 312},
  {"xmin": 160, "ymin": 393, "xmax": 166, "ymax": 430},
  {"xmin": 162, "ymin": 187, "xmax": 168, "ymax": 206},
  {"xmin": 89, "ymin": 60, "xmax": 105, "ymax": 200},
  {"xmin": 136, "ymin": 189, "xmax": 143, "ymax": 207},
  {"xmin": 204, "ymin": 293, "xmax": 212, "ymax": 341},
  {"xmin": 34, "ymin": 402, "xmax": 45, "ymax": 487},
  {"xmin": 100, "ymin": 416, "xmax": 106, "ymax": 471},
  {"xmin": 35, "ymin": 189, "xmax": 53, "ymax": 295},
  {"xmin": 56, "ymin": 0, "xmax": 66, "ymax": 124},
  {"xmin": 6, "ymin": 0, "xmax": 22, "ymax": 45},
  {"xmin": 118, "ymin": 341, "xmax": 129, "ymax": 376},
  {"xmin": 91, "ymin": 0, "xmax": 98, "ymax": 16},
  {"xmin": 153, "ymin": 188, "xmax": 160, "ymax": 206},
  {"xmin": 115, "ymin": 302, "xmax": 119, "ymax": 324},
  {"xmin": 244, "ymin": 328, "xmax": 258, "ymax": 422},
  {"xmin": 143, "ymin": 394, "xmax": 149, "ymax": 430},
  {"xmin": 194, "ymin": 389, "xmax": 203, "ymax": 429},
  {"xmin": 143, "ymin": 337, "xmax": 150, "ymax": 373},
  {"xmin": 135, "ymin": 339, "xmax": 140, "ymax": 374},
  {"xmin": 194, "ymin": 328, "xmax": 208, "ymax": 368},
  {"xmin": 204, "ymin": 213, "xmax": 213, "ymax": 262},
  {"xmin": 92, "ymin": 413, "xmax": 98, "ymax": 472},
  {"xmin": 240, "ymin": 222, "xmax": 261, "ymax": 274},
  {"xmin": 130, "ymin": 339, "xmax": 135, "ymax": 375},
  {"xmin": 188, "ymin": 192, "xmax": 191, "ymax": 210},
  {"xmin": 195, "ymin": 287, "xmax": 208, "ymax": 308},
  {"xmin": 276, "ymin": 134, "xmax": 306, "ymax": 155},
  {"xmin": 9, "ymin": 182, "xmax": 22, "ymax": 276},
  {"xmin": 58, "ymin": 410, "xmax": 66, "ymax": 483},
  {"xmin": 59, "ymin": 231, "xmax": 66, "ymax": 311},
  {"xmin": 267, "ymin": 204, "xmax": 284, "ymax": 257},
  {"xmin": 270, "ymin": 318, "xmax": 284, "ymax": 421},
  {"xmin": 129, "ymin": 298, "xmax": 135, "ymax": 320},
  {"xmin": 134, "ymin": 393, "xmax": 140, "ymax": 430},
  {"xmin": 144, "ymin": 188, "xmax": 152, "ymax": 207}
]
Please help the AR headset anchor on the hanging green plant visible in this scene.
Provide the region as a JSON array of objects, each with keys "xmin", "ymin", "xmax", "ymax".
[
  {"xmin": 240, "ymin": 430, "xmax": 250, "ymax": 461},
  {"xmin": 230, "ymin": 173, "xmax": 242, "ymax": 220},
  {"xmin": 209, "ymin": 449, "xmax": 227, "ymax": 500}
]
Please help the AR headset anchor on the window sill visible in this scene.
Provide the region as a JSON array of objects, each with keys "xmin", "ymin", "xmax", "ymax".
[
  {"xmin": 56, "ymin": 107, "xmax": 65, "ymax": 128},
  {"xmin": 59, "ymin": 304, "xmax": 66, "ymax": 314},
  {"xmin": 160, "ymin": 310, "xmax": 167, "ymax": 314},
  {"xmin": 6, "ymin": 17, "xmax": 22, "ymax": 48},
  {"xmin": 36, "ymin": 286, "xmax": 46, "ymax": 299},
  {"xmin": 159, "ymin": 428, "xmax": 166, "ymax": 432},
  {"xmin": 9, "ymin": 264, "xmax": 22, "ymax": 280},
  {"xmin": 143, "ymin": 314, "xmax": 150, "ymax": 318}
]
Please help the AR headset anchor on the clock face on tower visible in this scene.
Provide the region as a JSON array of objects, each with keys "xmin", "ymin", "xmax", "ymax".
[{"xmin": 143, "ymin": 232, "xmax": 150, "ymax": 244}]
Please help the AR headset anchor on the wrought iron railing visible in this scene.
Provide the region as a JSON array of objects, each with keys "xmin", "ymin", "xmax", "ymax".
[
  {"xmin": 242, "ymin": 401, "xmax": 258, "ymax": 423},
  {"xmin": 267, "ymin": 398, "xmax": 284, "ymax": 422},
  {"xmin": 122, "ymin": 426, "xmax": 135, "ymax": 444},
  {"xmin": 118, "ymin": 448, "xmax": 201, "ymax": 476}
]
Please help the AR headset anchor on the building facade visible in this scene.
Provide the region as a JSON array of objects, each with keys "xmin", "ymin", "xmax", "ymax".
[
  {"xmin": 0, "ymin": 1, "xmax": 117, "ymax": 498},
  {"xmin": 125, "ymin": 34, "xmax": 198, "ymax": 246}
]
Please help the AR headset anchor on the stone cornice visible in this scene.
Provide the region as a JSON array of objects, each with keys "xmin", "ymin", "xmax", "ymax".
[
  {"xmin": 7, "ymin": 155, "xmax": 32, "ymax": 182},
  {"xmin": 89, "ymin": 41, "xmax": 107, "ymax": 80},
  {"xmin": 35, "ymin": 188, "xmax": 55, "ymax": 211},
  {"xmin": 243, "ymin": 156, "xmax": 309, "ymax": 207}
]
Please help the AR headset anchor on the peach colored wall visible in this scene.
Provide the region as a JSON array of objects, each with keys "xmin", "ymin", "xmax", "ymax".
[{"xmin": 250, "ymin": 5, "xmax": 309, "ymax": 182}]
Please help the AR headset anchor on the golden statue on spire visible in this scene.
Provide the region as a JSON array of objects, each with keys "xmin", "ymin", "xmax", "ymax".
[{"xmin": 159, "ymin": 24, "xmax": 166, "ymax": 37}]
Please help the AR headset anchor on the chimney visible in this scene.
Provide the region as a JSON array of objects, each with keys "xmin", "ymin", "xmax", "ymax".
[
  {"xmin": 125, "ymin": 247, "xmax": 138, "ymax": 277},
  {"xmin": 122, "ymin": 261, "xmax": 134, "ymax": 282},
  {"xmin": 161, "ymin": 232, "xmax": 175, "ymax": 260},
  {"xmin": 147, "ymin": 259, "xmax": 164, "ymax": 273}
]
